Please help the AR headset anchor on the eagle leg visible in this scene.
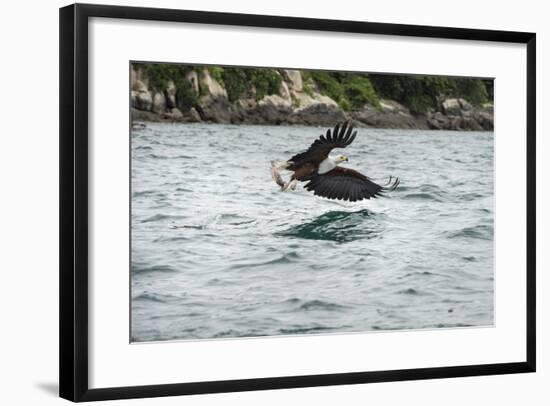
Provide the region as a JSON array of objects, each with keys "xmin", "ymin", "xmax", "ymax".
[{"xmin": 281, "ymin": 178, "xmax": 294, "ymax": 191}]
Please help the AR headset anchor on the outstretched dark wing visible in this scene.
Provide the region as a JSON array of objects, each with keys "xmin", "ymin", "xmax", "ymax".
[
  {"xmin": 289, "ymin": 121, "xmax": 357, "ymax": 167},
  {"xmin": 304, "ymin": 167, "xmax": 398, "ymax": 202}
]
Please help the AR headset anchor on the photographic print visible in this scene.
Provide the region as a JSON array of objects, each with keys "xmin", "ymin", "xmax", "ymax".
[
  {"xmin": 60, "ymin": 5, "xmax": 535, "ymax": 400},
  {"xmin": 130, "ymin": 62, "xmax": 495, "ymax": 342}
]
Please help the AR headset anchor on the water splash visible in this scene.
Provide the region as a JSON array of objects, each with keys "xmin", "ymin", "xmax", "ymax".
[{"xmin": 279, "ymin": 209, "xmax": 382, "ymax": 243}]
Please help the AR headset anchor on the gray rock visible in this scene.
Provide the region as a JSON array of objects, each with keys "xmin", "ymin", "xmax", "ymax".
[
  {"xmin": 161, "ymin": 107, "xmax": 201, "ymax": 123},
  {"xmin": 235, "ymin": 98, "xmax": 258, "ymax": 110},
  {"xmin": 427, "ymin": 111, "xmax": 449, "ymax": 130},
  {"xmin": 259, "ymin": 94, "xmax": 292, "ymax": 109},
  {"xmin": 132, "ymin": 79, "xmax": 148, "ymax": 93},
  {"xmin": 353, "ymin": 102, "xmax": 428, "ymax": 130},
  {"xmin": 278, "ymin": 81, "xmax": 292, "ymax": 104},
  {"xmin": 449, "ymin": 116, "xmax": 463, "ymax": 129},
  {"xmin": 196, "ymin": 96, "xmax": 232, "ymax": 123},
  {"xmin": 379, "ymin": 99, "xmax": 408, "ymax": 113},
  {"xmin": 152, "ymin": 92, "xmax": 166, "ymax": 113},
  {"xmin": 130, "ymin": 67, "xmax": 138, "ymax": 88},
  {"xmin": 165, "ymin": 80, "xmax": 177, "ymax": 109},
  {"xmin": 255, "ymin": 104, "xmax": 293, "ymax": 124},
  {"xmin": 167, "ymin": 107, "xmax": 183, "ymax": 119},
  {"xmin": 481, "ymin": 103, "xmax": 494, "ymax": 112},
  {"xmin": 291, "ymin": 90, "xmax": 338, "ymax": 109},
  {"xmin": 460, "ymin": 117, "xmax": 484, "ymax": 131},
  {"xmin": 200, "ymin": 69, "xmax": 227, "ymax": 98},
  {"xmin": 231, "ymin": 96, "xmax": 292, "ymax": 125},
  {"xmin": 131, "ymin": 89, "xmax": 153, "ymax": 111},
  {"xmin": 131, "ymin": 107, "xmax": 161, "ymax": 122},
  {"xmin": 291, "ymin": 103, "xmax": 347, "ymax": 126},
  {"xmin": 188, "ymin": 107, "xmax": 202, "ymax": 122},
  {"xmin": 459, "ymin": 98, "xmax": 473, "ymax": 111},
  {"xmin": 441, "ymin": 98, "xmax": 462, "ymax": 115},
  {"xmin": 475, "ymin": 110, "xmax": 494, "ymax": 130},
  {"xmin": 283, "ymin": 70, "xmax": 303, "ymax": 91},
  {"xmin": 186, "ymin": 71, "xmax": 199, "ymax": 94}
]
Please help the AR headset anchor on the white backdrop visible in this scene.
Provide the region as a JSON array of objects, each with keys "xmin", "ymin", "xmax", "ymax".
[{"xmin": 0, "ymin": 0, "xmax": 547, "ymax": 405}]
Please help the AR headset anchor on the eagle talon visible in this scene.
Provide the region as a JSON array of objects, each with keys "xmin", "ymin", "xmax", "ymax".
[
  {"xmin": 383, "ymin": 177, "xmax": 400, "ymax": 191},
  {"xmin": 281, "ymin": 179, "xmax": 294, "ymax": 191}
]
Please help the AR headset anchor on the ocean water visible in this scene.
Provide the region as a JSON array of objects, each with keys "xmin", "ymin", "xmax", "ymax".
[{"xmin": 131, "ymin": 122, "xmax": 494, "ymax": 342}]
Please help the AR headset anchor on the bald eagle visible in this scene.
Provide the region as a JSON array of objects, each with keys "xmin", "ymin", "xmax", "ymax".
[{"xmin": 271, "ymin": 121, "xmax": 399, "ymax": 202}]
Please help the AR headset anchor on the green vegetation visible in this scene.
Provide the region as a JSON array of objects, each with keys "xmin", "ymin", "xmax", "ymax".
[
  {"xmin": 208, "ymin": 66, "xmax": 224, "ymax": 87},
  {"xmin": 220, "ymin": 68, "xmax": 282, "ymax": 101},
  {"xmin": 133, "ymin": 62, "xmax": 494, "ymax": 114},
  {"xmin": 250, "ymin": 69, "xmax": 282, "ymax": 100},
  {"xmin": 369, "ymin": 74, "xmax": 492, "ymax": 113},
  {"xmin": 303, "ymin": 71, "xmax": 380, "ymax": 111},
  {"xmin": 484, "ymin": 79, "xmax": 494, "ymax": 101},
  {"xmin": 301, "ymin": 71, "xmax": 492, "ymax": 113},
  {"xmin": 219, "ymin": 68, "xmax": 247, "ymax": 102},
  {"xmin": 134, "ymin": 63, "xmax": 284, "ymax": 104},
  {"xmin": 133, "ymin": 63, "xmax": 199, "ymax": 110}
]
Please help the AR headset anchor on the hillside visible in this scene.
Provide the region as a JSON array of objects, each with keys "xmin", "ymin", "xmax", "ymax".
[{"xmin": 130, "ymin": 63, "xmax": 494, "ymax": 131}]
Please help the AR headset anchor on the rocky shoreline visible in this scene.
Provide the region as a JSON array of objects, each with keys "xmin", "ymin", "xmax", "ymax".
[{"xmin": 131, "ymin": 67, "xmax": 493, "ymax": 131}]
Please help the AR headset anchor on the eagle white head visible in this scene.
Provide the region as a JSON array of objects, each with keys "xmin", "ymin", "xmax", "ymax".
[
  {"xmin": 335, "ymin": 154, "xmax": 349, "ymax": 163},
  {"xmin": 318, "ymin": 154, "xmax": 349, "ymax": 174}
]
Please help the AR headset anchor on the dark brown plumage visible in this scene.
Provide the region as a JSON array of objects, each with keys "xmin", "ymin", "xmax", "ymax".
[
  {"xmin": 288, "ymin": 121, "xmax": 356, "ymax": 170},
  {"xmin": 304, "ymin": 167, "xmax": 385, "ymax": 202},
  {"xmin": 274, "ymin": 121, "xmax": 399, "ymax": 201}
]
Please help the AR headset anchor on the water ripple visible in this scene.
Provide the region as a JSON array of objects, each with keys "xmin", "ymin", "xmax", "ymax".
[
  {"xmin": 279, "ymin": 210, "xmax": 382, "ymax": 243},
  {"xmin": 130, "ymin": 123, "xmax": 495, "ymax": 342}
]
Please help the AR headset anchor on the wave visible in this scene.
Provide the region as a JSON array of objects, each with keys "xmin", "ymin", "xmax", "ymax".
[
  {"xmin": 214, "ymin": 213, "xmax": 256, "ymax": 227},
  {"xmin": 131, "ymin": 263, "xmax": 177, "ymax": 274},
  {"xmin": 169, "ymin": 224, "xmax": 204, "ymax": 230},
  {"xmin": 140, "ymin": 213, "xmax": 187, "ymax": 223},
  {"xmin": 397, "ymin": 288, "xmax": 422, "ymax": 295},
  {"xmin": 228, "ymin": 252, "xmax": 300, "ymax": 269},
  {"xmin": 462, "ymin": 256, "xmax": 477, "ymax": 262},
  {"xmin": 298, "ymin": 299, "xmax": 350, "ymax": 311},
  {"xmin": 447, "ymin": 224, "xmax": 494, "ymax": 240},
  {"xmin": 206, "ymin": 277, "xmax": 235, "ymax": 287},
  {"xmin": 400, "ymin": 184, "xmax": 448, "ymax": 202},
  {"xmin": 132, "ymin": 292, "xmax": 168, "ymax": 303},
  {"xmin": 434, "ymin": 323, "xmax": 475, "ymax": 328},
  {"xmin": 459, "ymin": 192, "xmax": 486, "ymax": 201},
  {"xmin": 145, "ymin": 153, "xmax": 193, "ymax": 160},
  {"xmin": 212, "ymin": 329, "xmax": 241, "ymax": 338},
  {"xmin": 279, "ymin": 209, "xmax": 381, "ymax": 243},
  {"xmin": 132, "ymin": 189, "xmax": 158, "ymax": 198},
  {"xmin": 278, "ymin": 325, "xmax": 338, "ymax": 334},
  {"xmin": 402, "ymin": 192, "xmax": 445, "ymax": 202},
  {"xmin": 398, "ymin": 271, "xmax": 437, "ymax": 279},
  {"xmin": 366, "ymin": 324, "xmax": 399, "ymax": 332},
  {"xmin": 147, "ymin": 153, "xmax": 167, "ymax": 160}
]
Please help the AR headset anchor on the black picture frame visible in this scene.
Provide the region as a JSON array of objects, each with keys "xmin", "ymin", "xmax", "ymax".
[{"xmin": 59, "ymin": 3, "xmax": 536, "ymax": 402}]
